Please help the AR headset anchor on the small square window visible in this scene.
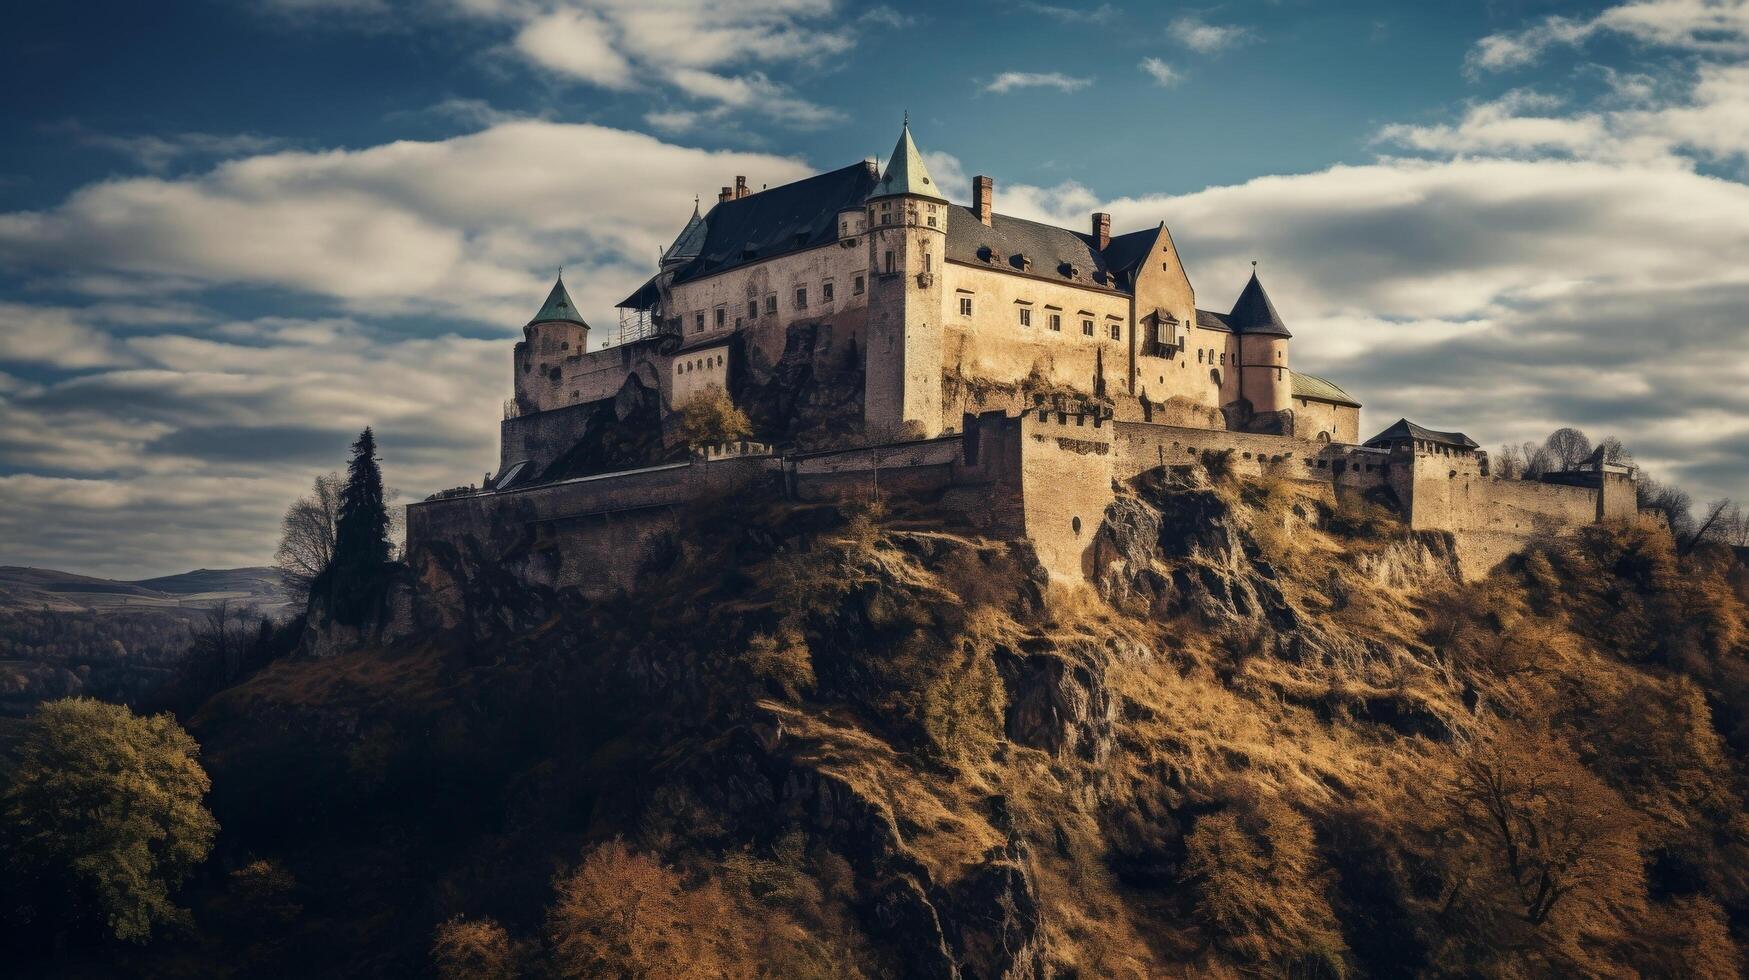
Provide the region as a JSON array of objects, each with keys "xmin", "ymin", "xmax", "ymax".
[
  {"xmin": 1019, "ymin": 307, "xmax": 1032, "ymax": 328},
  {"xmin": 1081, "ymin": 318, "xmax": 1094, "ymax": 337},
  {"xmin": 823, "ymin": 280, "xmax": 835, "ymax": 302},
  {"xmin": 927, "ymin": 216, "xmax": 937, "ymax": 227},
  {"xmin": 853, "ymin": 274, "xmax": 864, "ymax": 294},
  {"xmin": 959, "ymin": 296, "xmax": 973, "ymax": 317},
  {"xmin": 1048, "ymin": 313, "xmax": 1061, "ymax": 332}
]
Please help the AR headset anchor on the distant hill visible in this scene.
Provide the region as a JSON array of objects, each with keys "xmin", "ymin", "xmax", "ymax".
[
  {"xmin": 0, "ymin": 566, "xmax": 293, "ymax": 714},
  {"xmin": 0, "ymin": 566, "xmax": 289, "ymax": 617}
]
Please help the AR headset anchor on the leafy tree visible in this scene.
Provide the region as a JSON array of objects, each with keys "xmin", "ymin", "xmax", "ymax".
[
  {"xmin": 0, "ymin": 698, "xmax": 217, "ymax": 944},
  {"xmin": 328, "ymin": 427, "xmax": 392, "ymax": 624},
  {"xmin": 546, "ymin": 839, "xmax": 747, "ymax": 979},
  {"xmin": 274, "ymin": 472, "xmax": 341, "ymax": 608},
  {"xmin": 672, "ymin": 386, "xmax": 753, "ymax": 449}
]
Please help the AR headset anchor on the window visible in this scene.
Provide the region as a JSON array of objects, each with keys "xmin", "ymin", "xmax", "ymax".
[
  {"xmin": 1219, "ymin": 353, "xmax": 1226, "ymax": 366},
  {"xmin": 927, "ymin": 216, "xmax": 937, "ymax": 227},
  {"xmin": 884, "ymin": 250, "xmax": 895, "ymax": 274},
  {"xmin": 694, "ymin": 312, "xmax": 705, "ymax": 333},
  {"xmin": 1109, "ymin": 323, "xmax": 1121, "ymax": 340},
  {"xmin": 840, "ymin": 220, "xmax": 847, "ymax": 235},
  {"xmin": 1048, "ymin": 312, "xmax": 1061, "ymax": 332},
  {"xmin": 748, "ymin": 300, "xmax": 758, "ymax": 319},
  {"xmin": 853, "ymin": 274, "xmax": 864, "ymax": 294},
  {"xmin": 794, "ymin": 286, "xmax": 808, "ymax": 309},
  {"xmin": 881, "ymin": 213, "xmax": 891, "ymax": 225},
  {"xmin": 959, "ymin": 296, "xmax": 973, "ymax": 317},
  {"xmin": 822, "ymin": 280, "xmax": 835, "ymax": 303},
  {"xmin": 765, "ymin": 294, "xmax": 777, "ymax": 314},
  {"xmin": 923, "ymin": 253, "xmax": 932, "ymax": 273},
  {"xmin": 1198, "ymin": 349, "xmax": 1205, "ymax": 363},
  {"xmin": 1019, "ymin": 307, "xmax": 1033, "ymax": 328},
  {"xmin": 714, "ymin": 306, "xmax": 725, "ymax": 329},
  {"xmin": 1081, "ymin": 318, "xmax": 1094, "ymax": 337}
]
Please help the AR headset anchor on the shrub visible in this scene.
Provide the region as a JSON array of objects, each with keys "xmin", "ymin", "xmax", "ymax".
[
  {"xmin": 432, "ymin": 916, "xmax": 516, "ymax": 980},
  {"xmin": 1200, "ymin": 448, "xmax": 1236, "ymax": 483},
  {"xmin": 673, "ymin": 386, "xmax": 753, "ymax": 449},
  {"xmin": 545, "ymin": 839, "xmax": 744, "ymax": 979}
]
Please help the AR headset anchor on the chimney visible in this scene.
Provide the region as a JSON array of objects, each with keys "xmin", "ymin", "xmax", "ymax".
[
  {"xmin": 735, "ymin": 175, "xmax": 749, "ymax": 199},
  {"xmin": 718, "ymin": 186, "xmax": 733, "ymax": 203},
  {"xmin": 974, "ymin": 175, "xmax": 993, "ymax": 226},
  {"xmin": 1092, "ymin": 212, "xmax": 1111, "ymax": 250}
]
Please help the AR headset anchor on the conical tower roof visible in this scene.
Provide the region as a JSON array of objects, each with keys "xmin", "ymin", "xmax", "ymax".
[
  {"xmin": 664, "ymin": 202, "xmax": 706, "ymax": 265},
  {"xmin": 867, "ymin": 118, "xmax": 947, "ymax": 202},
  {"xmin": 529, "ymin": 273, "xmax": 587, "ymax": 326},
  {"xmin": 1227, "ymin": 270, "xmax": 1291, "ymax": 337}
]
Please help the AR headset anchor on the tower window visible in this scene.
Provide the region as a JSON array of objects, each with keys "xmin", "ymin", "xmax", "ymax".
[
  {"xmin": 959, "ymin": 296, "xmax": 973, "ymax": 317},
  {"xmin": 1019, "ymin": 307, "xmax": 1032, "ymax": 328},
  {"xmin": 884, "ymin": 250, "xmax": 895, "ymax": 274},
  {"xmin": 923, "ymin": 253, "xmax": 932, "ymax": 273},
  {"xmin": 927, "ymin": 216, "xmax": 937, "ymax": 227},
  {"xmin": 1081, "ymin": 318, "xmax": 1094, "ymax": 337}
]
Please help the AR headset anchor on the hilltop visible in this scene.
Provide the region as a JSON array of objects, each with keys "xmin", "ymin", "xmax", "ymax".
[{"xmin": 26, "ymin": 467, "xmax": 1747, "ymax": 978}]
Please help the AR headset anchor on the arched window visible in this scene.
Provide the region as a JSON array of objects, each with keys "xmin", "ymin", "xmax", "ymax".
[
  {"xmin": 1198, "ymin": 349, "xmax": 1204, "ymax": 363},
  {"xmin": 1210, "ymin": 369, "xmax": 1222, "ymax": 386}
]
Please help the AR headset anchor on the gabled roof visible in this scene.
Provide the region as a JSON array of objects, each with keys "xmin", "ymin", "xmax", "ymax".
[
  {"xmin": 1099, "ymin": 226, "xmax": 1160, "ymax": 285},
  {"xmin": 1364, "ymin": 418, "xmax": 1478, "ymax": 450},
  {"xmin": 1195, "ymin": 309, "xmax": 1233, "ymax": 332},
  {"xmin": 670, "ymin": 161, "xmax": 880, "ymax": 286},
  {"xmin": 530, "ymin": 275, "xmax": 587, "ymax": 326},
  {"xmin": 664, "ymin": 204, "xmax": 706, "ymax": 264},
  {"xmin": 1226, "ymin": 271, "xmax": 1291, "ymax": 337},
  {"xmin": 1290, "ymin": 371, "xmax": 1361, "ymax": 408},
  {"xmin": 867, "ymin": 121, "xmax": 948, "ymax": 202}
]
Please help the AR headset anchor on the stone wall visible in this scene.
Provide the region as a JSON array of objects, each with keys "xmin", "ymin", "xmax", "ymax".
[
  {"xmin": 1293, "ymin": 397, "xmax": 1360, "ymax": 444},
  {"xmin": 1016, "ymin": 409, "xmax": 1118, "ymax": 580}
]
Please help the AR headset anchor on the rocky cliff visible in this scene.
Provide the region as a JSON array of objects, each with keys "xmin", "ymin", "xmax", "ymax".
[{"xmin": 65, "ymin": 466, "xmax": 1749, "ymax": 978}]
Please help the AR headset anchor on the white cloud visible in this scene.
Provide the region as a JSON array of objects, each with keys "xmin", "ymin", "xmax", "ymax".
[
  {"xmin": 983, "ymin": 71, "xmax": 1093, "ymax": 94},
  {"xmin": 1169, "ymin": 16, "xmax": 1254, "ymax": 54},
  {"xmin": 54, "ymin": 122, "xmax": 287, "ymax": 173},
  {"xmin": 1018, "ymin": 2, "xmax": 1118, "ymax": 25},
  {"xmin": 1469, "ymin": 0, "xmax": 1749, "ymax": 73},
  {"xmin": 1139, "ymin": 57, "xmax": 1181, "ymax": 87},
  {"xmin": 513, "ymin": 9, "xmax": 636, "ymax": 89}
]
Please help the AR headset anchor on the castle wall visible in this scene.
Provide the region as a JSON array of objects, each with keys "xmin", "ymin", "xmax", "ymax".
[
  {"xmin": 938, "ymin": 261, "xmax": 1130, "ymax": 417},
  {"xmin": 1293, "ymin": 398, "xmax": 1360, "ymax": 445},
  {"xmin": 515, "ymin": 337, "xmax": 666, "ymax": 415},
  {"xmin": 1016, "ymin": 409, "xmax": 1117, "ymax": 581}
]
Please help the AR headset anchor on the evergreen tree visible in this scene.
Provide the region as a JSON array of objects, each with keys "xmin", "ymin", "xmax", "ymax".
[{"xmin": 329, "ymin": 427, "xmax": 390, "ymax": 624}]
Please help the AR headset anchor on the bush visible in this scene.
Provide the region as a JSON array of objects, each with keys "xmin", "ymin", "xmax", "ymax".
[
  {"xmin": 0, "ymin": 698, "xmax": 217, "ymax": 944},
  {"xmin": 673, "ymin": 386, "xmax": 753, "ymax": 449},
  {"xmin": 432, "ymin": 916, "xmax": 517, "ymax": 980}
]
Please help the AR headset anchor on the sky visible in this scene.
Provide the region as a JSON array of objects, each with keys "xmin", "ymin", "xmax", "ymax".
[{"xmin": 2, "ymin": 0, "xmax": 1748, "ymax": 578}]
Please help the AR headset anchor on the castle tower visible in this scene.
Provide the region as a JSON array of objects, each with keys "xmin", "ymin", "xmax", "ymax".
[
  {"xmin": 864, "ymin": 118, "xmax": 948, "ymax": 438},
  {"xmin": 1227, "ymin": 269, "xmax": 1293, "ymax": 430},
  {"xmin": 512, "ymin": 272, "xmax": 591, "ymax": 414}
]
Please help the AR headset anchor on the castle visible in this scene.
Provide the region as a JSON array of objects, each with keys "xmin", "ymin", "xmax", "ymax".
[{"xmin": 407, "ymin": 122, "xmax": 1644, "ymax": 590}]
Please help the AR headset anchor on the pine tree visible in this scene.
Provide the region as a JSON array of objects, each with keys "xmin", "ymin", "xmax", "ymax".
[{"xmin": 329, "ymin": 427, "xmax": 390, "ymax": 624}]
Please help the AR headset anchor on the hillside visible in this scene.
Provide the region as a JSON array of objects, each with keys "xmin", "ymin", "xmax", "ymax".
[{"xmin": 15, "ymin": 472, "xmax": 1749, "ymax": 977}]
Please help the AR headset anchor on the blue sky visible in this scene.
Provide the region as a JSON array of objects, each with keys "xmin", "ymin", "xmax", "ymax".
[{"xmin": 3, "ymin": 0, "xmax": 1748, "ymax": 576}]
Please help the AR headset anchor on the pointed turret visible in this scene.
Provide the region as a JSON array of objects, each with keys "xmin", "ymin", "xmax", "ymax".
[
  {"xmin": 1227, "ymin": 270, "xmax": 1291, "ymax": 337},
  {"xmin": 529, "ymin": 273, "xmax": 588, "ymax": 327},
  {"xmin": 867, "ymin": 118, "xmax": 947, "ymax": 202},
  {"xmin": 663, "ymin": 202, "xmax": 706, "ymax": 269}
]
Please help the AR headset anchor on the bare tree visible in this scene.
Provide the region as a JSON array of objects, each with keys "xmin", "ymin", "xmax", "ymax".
[
  {"xmin": 274, "ymin": 472, "xmax": 342, "ymax": 607},
  {"xmin": 1495, "ymin": 444, "xmax": 1527, "ymax": 480},
  {"xmin": 1638, "ymin": 476, "xmax": 1696, "ymax": 540},
  {"xmin": 1594, "ymin": 435, "xmax": 1633, "ymax": 466},
  {"xmin": 1515, "ymin": 441, "xmax": 1553, "ymax": 480},
  {"xmin": 1543, "ymin": 427, "xmax": 1593, "ymax": 471},
  {"xmin": 1683, "ymin": 498, "xmax": 1736, "ymax": 555}
]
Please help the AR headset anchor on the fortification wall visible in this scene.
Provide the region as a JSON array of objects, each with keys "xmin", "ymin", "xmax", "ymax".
[
  {"xmin": 1292, "ymin": 398, "xmax": 1360, "ymax": 444},
  {"xmin": 1016, "ymin": 409, "xmax": 1117, "ymax": 580}
]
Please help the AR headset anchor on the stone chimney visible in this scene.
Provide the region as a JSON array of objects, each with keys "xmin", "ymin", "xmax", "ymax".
[
  {"xmin": 718, "ymin": 186, "xmax": 733, "ymax": 203},
  {"xmin": 735, "ymin": 176, "xmax": 749, "ymax": 199},
  {"xmin": 974, "ymin": 175, "xmax": 993, "ymax": 226},
  {"xmin": 1092, "ymin": 212, "xmax": 1111, "ymax": 250}
]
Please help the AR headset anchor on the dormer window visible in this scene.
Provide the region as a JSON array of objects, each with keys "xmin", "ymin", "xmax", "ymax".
[{"xmin": 977, "ymin": 245, "xmax": 994, "ymax": 262}]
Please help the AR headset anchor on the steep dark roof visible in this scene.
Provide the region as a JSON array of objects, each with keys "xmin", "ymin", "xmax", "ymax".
[
  {"xmin": 664, "ymin": 204, "xmax": 706, "ymax": 264},
  {"xmin": 1364, "ymin": 418, "xmax": 1478, "ymax": 450},
  {"xmin": 1226, "ymin": 272, "xmax": 1291, "ymax": 337},
  {"xmin": 1195, "ymin": 309, "xmax": 1233, "ymax": 332},
  {"xmin": 530, "ymin": 275, "xmax": 588, "ymax": 326},
  {"xmin": 1099, "ymin": 227, "xmax": 1158, "ymax": 282},
  {"xmin": 671, "ymin": 161, "xmax": 880, "ymax": 286},
  {"xmin": 945, "ymin": 208, "xmax": 1125, "ymax": 292},
  {"xmin": 1290, "ymin": 372, "xmax": 1361, "ymax": 408},
  {"xmin": 617, "ymin": 276, "xmax": 659, "ymax": 310}
]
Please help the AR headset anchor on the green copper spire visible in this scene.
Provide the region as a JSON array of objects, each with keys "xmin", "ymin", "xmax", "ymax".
[
  {"xmin": 529, "ymin": 272, "xmax": 587, "ymax": 326},
  {"xmin": 867, "ymin": 117, "xmax": 947, "ymax": 202}
]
